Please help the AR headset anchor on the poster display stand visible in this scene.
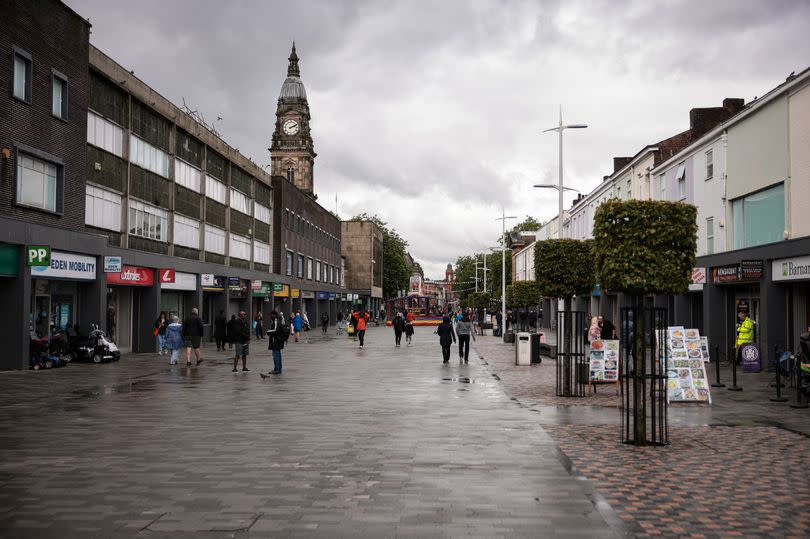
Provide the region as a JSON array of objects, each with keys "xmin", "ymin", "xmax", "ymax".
[
  {"xmin": 588, "ymin": 339, "xmax": 619, "ymax": 395},
  {"xmin": 665, "ymin": 326, "xmax": 712, "ymax": 403}
]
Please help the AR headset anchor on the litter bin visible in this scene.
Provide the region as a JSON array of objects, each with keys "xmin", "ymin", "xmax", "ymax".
[
  {"xmin": 516, "ymin": 332, "xmax": 531, "ymax": 365},
  {"xmin": 530, "ymin": 333, "xmax": 542, "ymax": 364},
  {"xmin": 503, "ymin": 331, "xmax": 515, "ymax": 344}
]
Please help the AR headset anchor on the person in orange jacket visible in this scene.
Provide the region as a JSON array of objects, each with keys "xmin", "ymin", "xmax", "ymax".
[{"xmin": 355, "ymin": 309, "xmax": 370, "ymax": 348}]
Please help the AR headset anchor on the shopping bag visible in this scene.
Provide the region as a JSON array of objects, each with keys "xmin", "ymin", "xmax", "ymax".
[
  {"xmin": 347, "ymin": 324, "xmax": 355, "ymax": 335},
  {"xmin": 153, "ymin": 327, "xmax": 159, "ymax": 337},
  {"xmin": 252, "ymin": 321, "xmax": 257, "ymax": 329}
]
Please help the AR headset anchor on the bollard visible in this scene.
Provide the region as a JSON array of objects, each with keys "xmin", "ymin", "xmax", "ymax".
[
  {"xmin": 790, "ymin": 352, "xmax": 808, "ymax": 409},
  {"xmin": 728, "ymin": 346, "xmax": 743, "ymax": 391},
  {"xmin": 710, "ymin": 344, "xmax": 725, "ymax": 388},
  {"xmin": 770, "ymin": 345, "xmax": 787, "ymax": 402}
]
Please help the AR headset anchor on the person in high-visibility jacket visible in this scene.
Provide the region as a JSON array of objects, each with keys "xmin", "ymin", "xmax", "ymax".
[{"xmin": 735, "ymin": 311, "xmax": 756, "ymax": 347}]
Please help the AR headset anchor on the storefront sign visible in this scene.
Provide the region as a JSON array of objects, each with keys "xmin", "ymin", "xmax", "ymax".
[
  {"xmin": 252, "ymin": 281, "xmax": 272, "ymax": 297},
  {"xmin": 229, "ymin": 277, "xmax": 247, "ymax": 298},
  {"xmin": 713, "ymin": 264, "xmax": 741, "ymax": 284},
  {"xmin": 773, "ymin": 255, "xmax": 810, "ymax": 282},
  {"xmin": 107, "ymin": 265, "xmax": 154, "ymax": 286},
  {"xmin": 329, "ymin": 292, "xmax": 337, "ymax": 300},
  {"xmin": 301, "ymin": 290, "xmax": 315, "ymax": 299},
  {"xmin": 273, "ymin": 284, "xmax": 290, "ymax": 297},
  {"xmin": 0, "ymin": 244, "xmax": 19, "ymax": 277},
  {"xmin": 291, "ymin": 288, "xmax": 300, "ymax": 298},
  {"xmin": 201, "ymin": 273, "xmax": 215, "ymax": 287},
  {"xmin": 317, "ymin": 291, "xmax": 330, "ymax": 300},
  {"xmin": 201, "ymin": 274, "xmax": 225, "ymax": 291},
  {"xmin": 31, "ymin": 251, "xmax": 96, "ymax": 281},
  {"xmin": 159, "ymin": 268, "xmax": 175, "ymax": 283},
  {"xmin": 103, "ymin": 256, "xmax": 122, "ymax": 273},
  {"xmin": 161, "ymin": 271, "xmax": 196, "ymax": 291},
  {"xmin": 691, "ymin": 267, "xmax": 706, "ymax": 285},
  {"xmin": 740, "ymin": 260, "xmax": 763, "ymax": 280},
  {"xmin": 712, "ymin": 261, "xmax": 764, "ymax": 284},
  {"xmin": 26, "ymin": 245, "xmax": 50, "ymax": 267}
]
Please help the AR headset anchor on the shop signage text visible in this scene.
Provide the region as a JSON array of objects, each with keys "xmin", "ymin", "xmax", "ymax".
[
  {"xmin": 773, "ymin": 255, "xmax": 810, "ymax": 282},
  {"xmin": 159, "ymin": 268, "xmax": 175, "ymax": 283},
  {"xmin": 740, "ymin": 260, "xmax": 763, "ymax": 280},
  {"xmin": 691, "ymin": 267, "xmax": 706, "ymax": 285},
  {"xmin": 26, "ymin": 245, "xmax": 50, "ymax": 267},
  {"xmin": 103, "ymin": 256, "xmax": 122, "ymax": 273},
  {"xmin": 291, "ymin": 288, "xmax": 300, "ymax": 298},
  {"xmin": 31, "ymin": 251, "xmax": 96, "ymax": 280},
  {"xmin": 107, "ymin": 265, "xmax": 154, "ymax": 286},
  {"xmin": 301, "ymin": 290, "xmax": 315, "ymax": 299},
  {"xmin": 316, "ymin": 291, "xmax": 330, "ymax": 300},
  {"xmin": 161, "ymin": 272, "xmax": 196, "ymax": 291},
  {"xmin": 273, "ymin": 284, "xmax": 290, "ymax": 297},
  {"xmin": 201, "ymin": 274, "xmax": 225, "ymax": 291},
  {"xmin": 252, "ymin": 280, "xmax": 272, "ymax": 297},
  {"xmin": 712, "ymin": 260, "xmax": 763, "ymax": 284}
]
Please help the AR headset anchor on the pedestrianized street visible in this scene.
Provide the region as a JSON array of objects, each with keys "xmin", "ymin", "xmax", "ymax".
[{"xmin": 0, "ymin": 327, "xmax": 617, "ymax": 539}]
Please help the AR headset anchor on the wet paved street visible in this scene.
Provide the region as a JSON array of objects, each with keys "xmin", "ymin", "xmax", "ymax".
[{"xmin": 0, "ymin": 327, "xmax": 616, "ymax": 538}]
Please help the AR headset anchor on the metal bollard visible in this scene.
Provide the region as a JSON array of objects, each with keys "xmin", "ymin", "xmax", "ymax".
[
  {"xmin": 710, "ymin": 344, "xmax": 725, "ymax": 388},
  {"xmin": 790, "ymin": 352, "xmax": 808, "ymax": 409},
  {"xmin": 770, "ymin": 345, "xmax": 787, "ymax": 402},
  {"xmin": 728, "ymin": 345, "xmax": 743, "ymax": 391}
]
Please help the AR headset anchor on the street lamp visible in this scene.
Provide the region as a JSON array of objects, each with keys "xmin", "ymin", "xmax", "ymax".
[
  {"xmin": 536, "ymin": 107, "xmax": 587, "ymax": 239},
  {"xmin": 495, "ymin": 210, "xmax": 517, "ymax": 337}
]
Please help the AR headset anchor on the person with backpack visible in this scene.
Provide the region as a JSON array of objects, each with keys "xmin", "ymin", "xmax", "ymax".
[
  {"xmin": 264, "ymin": 310, "xmax": 287, "ymax": 375},
  {"xmin": 355, "ymin": 309, "xmax": 370, "ymax": 349}
]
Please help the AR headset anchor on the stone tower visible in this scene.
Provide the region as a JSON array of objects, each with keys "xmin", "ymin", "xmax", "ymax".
[{"xmin": 270, "ymin": 42, "xmax": 316, "ymax": 194}]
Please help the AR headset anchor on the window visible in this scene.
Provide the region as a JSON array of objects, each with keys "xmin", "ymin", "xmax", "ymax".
[
  {"xmin": 306, "ymin": 258, "xmax": 313, "ymax": 280},
  {"xmin": 732, "ymin": 183, "xmax": 785, "ymax": 250},
  {"xmin": 85, "ymin": 185, "xmax": 121, "ymax": 231},
  {"xmin": 706, "ymin": 217, "xmax": 714, "ymax": 255},
  {"xmin": 51, "ymin": 70, "xmax": 68, "ymax": 119},
  {"xmin": 130, "ymin": 135, "xmax": 169, "ymax": 177},
  {"xmin": 254, "ymin": 240, "xmax": 270, "ymax": 265},
  {"xmin": 173, "ymin": 214, "xmax": 200, "ymax": 249},
  {"xmin": 255, "ymin": 202, "xmax": 271, "ymax": 224},
  {"xmin": 205, "ymin": 175, "xmax": 227, "ymax": 204},
  {"xmin": 205, "ymin": 224, "xmax": 226, "ymax": 254},
  {"xmin": 285, "ymin": 250, "xmax": 293, "ymax": 276},
  {"xmin": 229, "ymin": 233, "xmax": 250, "ymax": 260},
  {"xmin": 659, "ymin": 174, "xmax": 667, "ymax": 200},
  {"xmin": 705, "ymin": 150, "xmax": 714, "ymax": 180},
  {"xmin": 335, "ymin": 268, "xmax": 341, "ymax": 286},
  {"xmin": 626, "ymin": 179, "xmax": 631, "ymax": 199},
  {"xmin": 230, "ymin": 188, "xmax": 252, "ymax": 215},
  {"xmin": 16, "ymin": 152, "xmax": 59, "ymax": 212},
  {"xmin": 297, "ymin": 254, "xmax": 304, "ymax": 278},
  {"xmin": 676, "ymin": 163, "xmax": 686, "ymax": 199},
  {"xmin": 13, "ymin": 48, "xmax": 32, "ymax": 103},
  {"xmin": 284, "ymin": 209, "xmax": 290, "ymax": 228},
  {"xmin": 87, "ymin": 111, "xmax": 124, "ymax": 157},
  {"xmin": 174, "ymin": 159, "xmax": 201, "ymax": 192},
  {"xmin": 287, "ymin": 166, "xmax": 294, "ymax": 183},
  {"xmin": 129, "ymin": 199, "xmax": 168, "ymax": 241},
  {"xmin": 315, "ymin": 261, "xmax": 321, "ymax": 282},
  {"xmin": 324, "ymin": 264, "xmax": 331, "ymax": 283}
]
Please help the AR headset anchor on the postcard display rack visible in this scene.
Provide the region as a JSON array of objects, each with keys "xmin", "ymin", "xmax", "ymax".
[
  {"xmin": 588, "ymin": 339, "xmax": 620, "ymax": 394},
  {"xmin": 665, "ymin": 327, "xmax": 712, "ymax": 403}
]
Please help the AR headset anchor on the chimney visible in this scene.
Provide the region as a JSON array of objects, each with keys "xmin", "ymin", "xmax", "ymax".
[
  {"xmin": 613, "ymin": 157, "xmax": 632, "ymax": 173},
  {"xmin": 722, "ymin": 98, "xmax": 745, "ymax": 115},
  {"xmin": 689, "ymin": 98, "xmax": 745, "ymax": 139}
]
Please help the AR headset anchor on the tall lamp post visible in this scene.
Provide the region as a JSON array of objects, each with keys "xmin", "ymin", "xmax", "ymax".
[
  {"xmin": 496, "ymin": 210, "xmax": 517, "ymax": 337},
  {"xmin": 535, "ymin": 107, "xmax": 587, "ymax": 239}
]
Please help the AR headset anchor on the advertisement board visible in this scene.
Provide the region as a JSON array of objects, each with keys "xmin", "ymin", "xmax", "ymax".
[
  {"xmin": 588, "ymin": 340, "xmax": 619, "ymax": 383},
  {"xmin": 665, "ymin": 327, "xmax": 712, "ymax": 403},
  {"xmin": 103, "ymin": 256, "xmax": 122, "ymax": 273},
  {"xmin": 773, "ymin": 255, "xmax": 810, "ymax": 282},
  {"xmin": 31, "ymin": 251, "xmax": 96, "ymax": 281}
]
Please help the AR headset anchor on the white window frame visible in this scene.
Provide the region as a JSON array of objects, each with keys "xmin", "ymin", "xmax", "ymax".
[
  {"xmin": 705, "ymin": 149, "xmax": 714, "ymax": 180},
  {"xmin": 130, "ymin": 135, "xmax": 169, "ymax": 177},
  {"xmin": 315, "ymin": 260, "xmax": 321, "ymax": 282},
  {"xmin": 706, "ymin": 217, "xmax": 714, "ymax": 255},
  {"xmin": 87, "ymin": 111, "xmax": 124, "ymax": 157},
  {"xmin": 676, "ymin": 163, "xmax": 686, "ymax": 199},
  {"xmin": 174, "ymin": 159, "xmax": 201, "ymax": 193},
  {"xmin": 85, "ymin": 184, "xmax": 121, "ymax": 232},
  {"xmin": 255, "ymin": 202, "xmax": 271, "ymax": 224},
  {"xmin": 204, "ymin": 224, "xmax": 226, "ymax": 255},
  {"xmin": 229, "ymin": 233, "xmax": 251, "ymax": 260},
  {"xmin": 173, "ymin": 214, "xmax": 200, "ymax": 249},
  {"xmin": 253, "ymin": 240, "xmax": 270, "ymax": 265},
  {"xmin": 659, "ymin": 174, "xmax": 667, "ymax": 200},
  {"xmin": 129, "ymin": 199, "xmax": 168, "ymax": 242},
  {"xmin": 205, "ymin": 175, "xmax": 227, "ymax": 204},
  {"xmin": 16, "ymin": 152, "xmax": 59, "ymax": 213},
  {"xmin": 230, "ymin": 188, "xmax": 252, "ymax": 215}
]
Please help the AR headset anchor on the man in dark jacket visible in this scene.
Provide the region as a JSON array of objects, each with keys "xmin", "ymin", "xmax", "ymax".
[
  {"xmin": 182, "ymin": 307, "xmax": 205, "ymax": 366},
  {"xmin": 230, "ymin": 310, "xmax": 251, "ymax": 373},
  {"xmin": 214, "ymin": 310, "xmax": 227, "ymax": 351},
  {"xmin": 264, "ymin": 310, "xmax": 286, "ymax": 375},
  {"xmin": 436, "ymin": 316, "xmax": 456, "ymax": 363}
]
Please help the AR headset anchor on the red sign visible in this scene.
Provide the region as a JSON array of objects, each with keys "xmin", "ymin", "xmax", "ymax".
[
  {"xmin": 107, "ymin": 265, "xmax": 154, "ymax": 286},
  {"xmin": 159, "ymin": 268, "xmax": 175, "ymax": 283}
]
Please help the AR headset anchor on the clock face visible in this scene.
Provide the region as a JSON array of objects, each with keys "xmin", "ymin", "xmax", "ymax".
[{"xmin": 282, "ymin": 119, "xmax": 300, "ymax": 135}]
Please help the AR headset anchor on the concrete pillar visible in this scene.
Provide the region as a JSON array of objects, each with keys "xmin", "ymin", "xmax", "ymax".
[
  {"xmin": 80, "ymin": 268, "xmax": 107, "ymax": 333},
  {"xmin": 0, "ymin": 250, "xmax": 30, "ymax": 369},
  {"xmin": 703, "ymin": 281, "xmax": 728, "ymax": 361},
  {"xmin": 760, "ymin": 267, "xmax": 787, "ymax": 369},
  {"xmin": 133, "ymin": 270, "xmax": 160, "ymax": 353}
]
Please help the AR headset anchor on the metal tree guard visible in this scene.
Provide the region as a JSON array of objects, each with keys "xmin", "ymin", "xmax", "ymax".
[
  {"xmin": 620, "ymin": 306, "xmax": 668, "ymax": 446},
  {"xmin": 556, "ymin": 310, "xmax": 586, "ymax": 397}
]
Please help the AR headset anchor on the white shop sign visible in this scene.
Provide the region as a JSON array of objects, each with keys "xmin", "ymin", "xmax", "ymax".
[
  {"xmin": 773, "ymin": 255, "xmax": 810, "ymax": 282},
  {"xmin": 161, "ymin": 271, "xmax": 197, "ymax": 291},
  {"xmin": 31, "ymin": 251, "xmax": 96, "ymax": 281}
]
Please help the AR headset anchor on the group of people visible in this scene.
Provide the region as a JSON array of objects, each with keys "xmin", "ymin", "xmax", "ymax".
[
  {"xmin": 586, "ymin": 314, "xmax": 617, "ymax": 344},
  {"xmin": 390, "ymin": 310, "xmax": 416, "ymax": 347},
  {"xmin": 153, "ymin": 308, "xmax": 205, "ymax": 367},
  {"xmin": 433, "ymin": 311, "xmax": 476, "ymax": 364}
]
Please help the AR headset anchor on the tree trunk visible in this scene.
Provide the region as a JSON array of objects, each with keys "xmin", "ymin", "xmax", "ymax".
[
  {"xmin": 633, "ymin": 294, "xmax": 646, "ymax": 443},
  {"xmin": 563, "ymin": 297, "xmax": 572, "ymax": 396}
]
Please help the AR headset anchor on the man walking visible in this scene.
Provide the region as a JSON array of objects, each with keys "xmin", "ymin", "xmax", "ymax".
[
  {"xmin": 321, "ymin": 312, "xmax": 329, "ymax": 334},
  {"xmin": 231, "ymin": 310, "xmax": 250, "ymax": 373},
  {"xmin": 182, "ymin": 307, "xmax": 204, "ymax": 366},
  {"xmin": 356, "ymin": 309, "xmax": 370, "ymax": 349},
  {"xmin": 292, "ymin": 311, "xmax": 304, "ymax": 342},
  {"xmin": 214, "ymin": 309, "xmax": 227, "ymax": 351},
  {"xmin": 264, "ymin": 310, "xmax": 285, "ymax": 375}
]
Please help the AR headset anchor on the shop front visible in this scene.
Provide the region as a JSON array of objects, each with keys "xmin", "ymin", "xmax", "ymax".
[
  {"xmin": 771, "ymin": 254, "xmax": 810, "ymax": 351},
  {"xmin": 228, "ymin": 277, "xmax": 250, "ymax": 316},
  {"xmin": 201, "ymin": 274, "xmax": 227, "ymax": 339},
  {"xmin": 316, "ymin": 291, "xmax": 330, "ymax": 325},
  {"xmin": 161, "ymin": 270, "xmax": 198, "ymax": 320},
  {"xmin": 251, "ymin": 280, "xmax": 273, "ymax": 320},
  {"xmin": 273, "ymin": 284, "xmax": 291, "ymax": 318},
  {"xmin": 302, "ymin": 290, "xmax": 316, "ymax": 320},
  {"xmin": 106, "ymin": 264, "xmax": 155, "ymax": 353},
  {"xmin": 291, "ymin": 288, "xmax": 301, "ymax": 314}
]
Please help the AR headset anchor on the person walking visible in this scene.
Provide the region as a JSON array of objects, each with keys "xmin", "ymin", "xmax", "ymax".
[
  {"xmin": 405, "ymin": 310, "xmax": 415, "ymax": 345},
  {"xmin": 231, "ymin": 310, "xmax": 251, "ymax": 373},
  {"xmin": 392, "ymin": 312, "xmax": 406, "ymax": 347},
  {"xmin": 302, "ymin": 311, "xmax": 311, "ymax": 332},
  {"xmin": 214, "ymin": 309, "xmax": 227, "ymax": 351},
  {"xmin": 227, "ymin": 314, "xmax": 237, "ymax": 351},
  {"xmin": 356, "ymin": 309, "xmax": 370, "ymax": 348},
  {"xmin": 336, "ymin": 311, "xmax": 345, "ymax": 335},
  {"xmin": 436, "ymin": 316, "xmax": 456, "ymax": 363},
  {"xmin": 182, "ymin": 307, "xmax": 204, "ymax": 366},
  {"xmin": 265, "ymin": 310, "xmax": 285, "ymax": 375},
  {"xmin": 254, "ymin": 311, "xmax": 264, "ymax": 340},
  {"xmin": 154, "ymin": 311, "xmax": 168, "ymax": 355},
  {"xmin": 321, "ymin": 312, "xmax": 329, "ymax": 334},
  {"xmin": 456, "ymin": 312, "xmax": 475, "ymax": 364},
  {"xmin": 165, "ymin": 315, "xmax": 184, "ymax": 365},
  {"xmin": 292, "ymin": 311, "xmax": 304, "ymax": 342}
]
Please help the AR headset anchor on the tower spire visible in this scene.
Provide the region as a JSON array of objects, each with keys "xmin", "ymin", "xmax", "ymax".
[{"xmin": 287, "ymin": 41, "xmax": 300, "ymax": 77}]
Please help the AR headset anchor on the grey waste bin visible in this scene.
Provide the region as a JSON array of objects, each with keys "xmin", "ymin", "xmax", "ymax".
[{"xmin": 516, "ymin": 332, "xmax": 531, "ymax": 365}]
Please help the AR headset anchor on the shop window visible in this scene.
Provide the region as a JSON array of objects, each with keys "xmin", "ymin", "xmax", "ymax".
[
  {"xmin": 175, "ymin": 159, "xmax": 201, "ymax": 193},
  {"xmin": 254, "ymin": 240, "xmax": 270, "ymax": 265},
  {"xmin": 130, "ymin": 135, "xmax": 169, "ymax": 177},
  {"xmin": 87, "ymin": 111, "xmax": 124, "ymax": 157},
  {"xmin": 51, "ymin": 70, "xmax": 68, "ymax": 120},
  {"xmin": 13, "ymin": 47, "xmax": 32, "ymax": 103},
  {"xmin": 705, "ymin": 149, "xmax": 713, "ymax": 180},
  {"xmin": 732, "ymin": 183, "xmax": 785, "ymax": 250},
  {"xmin": 129, "ymin": 199, "xmax": 168, "ymax": 242},
  {"xmin": 205, "ymin": 175, "xmax": 227, "ymax": 204},
  {"xmin": 85, "ymin": 184, "xmax": 121, "ymax": 231},
  {"xmin": 174, "ymin": 214, "xmax": 200, "ymax": 249},
  {"xmin": 706, "ymin": 217, "xmax": 714, "ymax": 255}
]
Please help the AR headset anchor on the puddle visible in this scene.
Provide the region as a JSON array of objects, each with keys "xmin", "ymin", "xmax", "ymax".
[
  {"xmin": 441, "ymin": 377, "xmax": 475, "ymax": 384},
  {"xmin": 71, "ymin": 378, "xmax": 158, "ymax": 398}
]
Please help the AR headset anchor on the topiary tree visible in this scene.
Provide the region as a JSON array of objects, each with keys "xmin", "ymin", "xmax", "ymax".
[
  {"xmin": 593, "ymin": 199, "xmax": 697, "ymax": 444},
  {"xmin": 506, "ymin": 281, "xmax": 542, "ymax": 310},
  {"xmin": 534, "ymin": 239, "xmax": 597, "ymax": 395},
  {"xmin": 464, "ymin": 291, "xmax": 491, "ymax": 310}
]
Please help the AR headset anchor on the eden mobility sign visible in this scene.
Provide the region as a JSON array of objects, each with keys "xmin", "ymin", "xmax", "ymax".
[
  {"xmin": 773, "ymin": 255, "xmax": 810, "ymax": 282},
  {"xmin": 31, "ymin": 251, "xmax": 96, "ymax": 281}
]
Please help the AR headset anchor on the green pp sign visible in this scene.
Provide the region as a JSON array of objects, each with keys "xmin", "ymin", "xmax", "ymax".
[{"xmin": 27, "ymin": 245, "xmax": 51, "ymax": 267}]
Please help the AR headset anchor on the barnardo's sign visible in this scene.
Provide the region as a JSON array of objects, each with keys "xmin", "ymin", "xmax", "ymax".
[
  {"xmin": 31, "ymin": 251, "xmax": 96, "ymax": 280},
  {"xmin": 773, "ymin": 255, "xmax": 810, "ymax": 282}
]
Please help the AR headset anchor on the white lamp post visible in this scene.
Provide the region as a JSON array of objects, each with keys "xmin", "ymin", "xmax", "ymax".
[{"xmin": 495, "ymin": 210, "xmax": 517, "ymax": 337}]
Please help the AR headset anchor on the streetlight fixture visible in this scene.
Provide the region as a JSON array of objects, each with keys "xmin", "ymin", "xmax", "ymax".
[
  {"xmin": 536, "ymin": 107, "xmax": 587, "ymax": 239},
  {"xmin": 495, "ymin": 210, "xmax": 517, "ymax": 337}
]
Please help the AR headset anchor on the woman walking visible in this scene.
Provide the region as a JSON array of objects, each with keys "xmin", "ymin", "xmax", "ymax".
[
  {"xmin": 404, "ymin": 309, "xmax": 415, "ymax": 345},
  {"xmin": 436, "ymin": 316, "xmax": 456, "ymax": 363},
  {"xmin": 455, "ymin": 312, "xmax": 475, "ymax": 364},
  {"xmin": 165, "ymin": 315, "xmax": 184, "ymax": 365},
  {"xmin": 254, "ymin": 311, "xmax": 264, "ymax": 340},
  {"xmin": 392, "ymin": 312, "xmax": 406, "ymax": 347},
  {"xmin": 154, "ymin": 311, "xmax": 168, "ymax": 355}
]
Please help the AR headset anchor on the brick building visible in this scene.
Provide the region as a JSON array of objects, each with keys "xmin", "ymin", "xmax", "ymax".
[{"xmin": 341, "ymin": 220, "xmax": 384, "ymax": 313}]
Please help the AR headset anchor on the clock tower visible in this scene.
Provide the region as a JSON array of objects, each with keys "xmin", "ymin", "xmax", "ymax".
[{"xmin": 270, "ymin": 43, "xmax": 316, "ymax": 194}]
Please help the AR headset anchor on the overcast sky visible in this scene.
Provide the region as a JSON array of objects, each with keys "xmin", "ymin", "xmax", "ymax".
[{"xmin": 67, "ymin": 0, "xmax": 810, "ymax": 279}]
